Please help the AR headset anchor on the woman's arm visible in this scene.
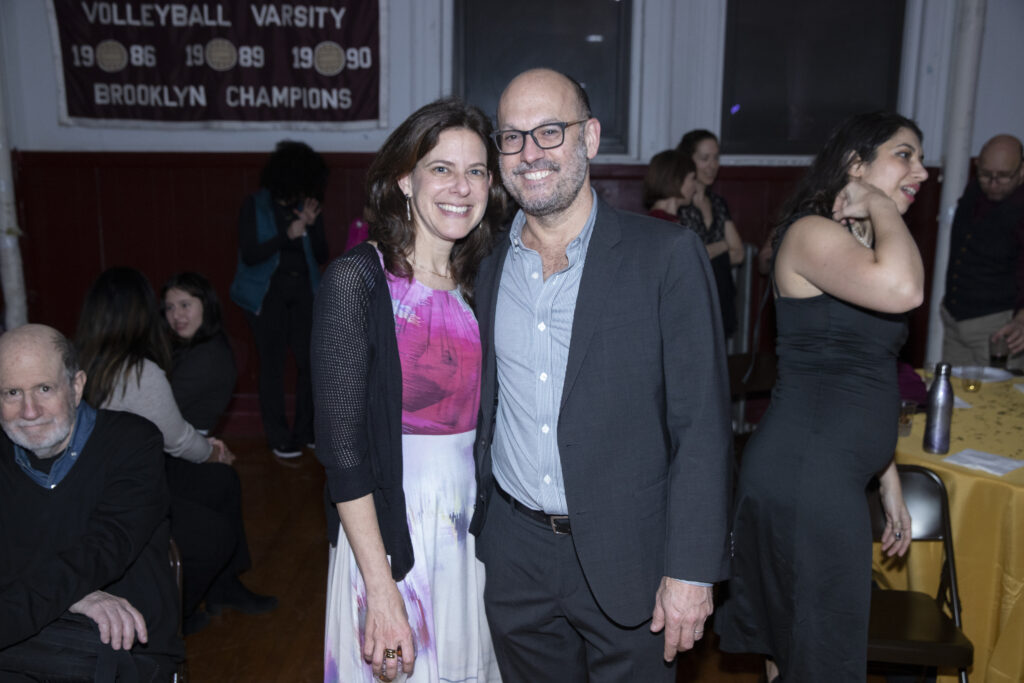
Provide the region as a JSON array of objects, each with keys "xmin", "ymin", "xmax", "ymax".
[
  {"xmin": 877, "ymin": 460, "xmax": 911, "ymax": 557},
  {"xmin": 705, "ymin": 240, "xmax": 729, "ymax": 259},
  {"xmin": 775, "ymin": 180, "xmax": 924, "ymax": 312},
  {"xmin": 311, "ymin": 254, "xmax": 415, "ymax": 679},
  {"xmin": 724, "ymin": 220, "xmax": 745, "ymax": 265},
  {"xmin": 336, "ymin": 495, "xmax": 416, "ymax": 679},
  {"xmin": 106, "ymin": 361, "xmax": 211, "ymax": 463}
]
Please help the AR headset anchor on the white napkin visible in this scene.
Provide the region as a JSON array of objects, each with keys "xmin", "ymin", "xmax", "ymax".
[
  {"xmin": 1014, "ymin": 383, "xmax": 1024, "ymax": 395},
  {"xmin": 953, "ymin": 395, "xmax": 972, "ymax": 409},
  {"xmin": 944, "ymin": 449, "xmax": 1024, "ymax": 476}
]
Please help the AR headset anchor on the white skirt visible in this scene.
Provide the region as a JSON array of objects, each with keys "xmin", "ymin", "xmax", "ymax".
[{"xmin": 324, "ymin": 431, "xmax": 500, "ymax": 683}]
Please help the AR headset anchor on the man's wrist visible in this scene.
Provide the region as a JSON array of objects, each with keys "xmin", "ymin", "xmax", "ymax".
[{"xmin": 670, "ymin": 577, "xmax": 712, "ymax": 588}]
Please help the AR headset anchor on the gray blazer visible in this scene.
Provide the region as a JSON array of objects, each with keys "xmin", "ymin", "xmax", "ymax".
[{"xmin": 470, "ymin": 199, "xmax": 734, "ymax": 627}]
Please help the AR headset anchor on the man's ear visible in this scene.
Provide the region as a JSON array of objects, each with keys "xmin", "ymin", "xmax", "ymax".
[
  {"xmin": 584, "ymin": 117, "xmax": 601, "ymax": 161},
  {"xmin": 71, "ymin": 370, "xmax": 86, "ymax": 407}
]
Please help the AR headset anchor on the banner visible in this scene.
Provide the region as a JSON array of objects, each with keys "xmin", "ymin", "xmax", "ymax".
[{"xmin": 47, "ymin": 1, "xmax": 386, "ymax": 128}]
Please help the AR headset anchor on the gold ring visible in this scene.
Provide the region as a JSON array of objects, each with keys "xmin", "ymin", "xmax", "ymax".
[{"xmin": 384, "ymin": 648, "xmax": 398, "ymax": 659}]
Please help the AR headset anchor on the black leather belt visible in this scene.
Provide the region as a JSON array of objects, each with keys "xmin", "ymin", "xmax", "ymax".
[{"xmin": 495, "ymin": 483, "xmax": 571, "ymax": 535}]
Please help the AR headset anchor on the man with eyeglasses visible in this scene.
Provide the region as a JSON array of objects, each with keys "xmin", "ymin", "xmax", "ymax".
[
  {"xmin": 941, "ymin": 134, "xmax": 1024, "ymax": 369},
  {"xmin": 469, "ymin": 68, "xmax": 732, "ymax": 681}
]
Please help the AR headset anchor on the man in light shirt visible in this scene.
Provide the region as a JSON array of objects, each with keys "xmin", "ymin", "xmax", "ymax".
[{"xmin": 469, "ymin": 68, "xmax": 733, "ymax": 680}]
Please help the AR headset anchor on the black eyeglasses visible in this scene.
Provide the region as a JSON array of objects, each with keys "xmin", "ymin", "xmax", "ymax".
[
  {"xmin": 490, "ymin": 119, "xmax": 590, "ymax": 155},
  {"xmin": 977, "ymin": 157, "xmax": 1023, "ymax": 185}
]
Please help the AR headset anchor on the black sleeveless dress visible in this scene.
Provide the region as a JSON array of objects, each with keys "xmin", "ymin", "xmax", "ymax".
[{"xmin": 716, "ymin": 288, "xmax": 907, "ymax": 681}]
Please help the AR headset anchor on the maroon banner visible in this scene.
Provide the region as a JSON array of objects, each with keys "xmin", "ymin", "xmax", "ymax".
[{"xmin": 48, "ymin": 1, "xmax": 382, "ymax": 125}]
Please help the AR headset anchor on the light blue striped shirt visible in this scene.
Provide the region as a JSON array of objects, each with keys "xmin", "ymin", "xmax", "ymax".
[{"xmin": 491, "ymin": 190, "xmax": 598, "ymax": 515}]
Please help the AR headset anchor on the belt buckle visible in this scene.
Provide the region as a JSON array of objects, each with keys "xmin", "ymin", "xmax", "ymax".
[{"xmin": 549, "ymin": 515, "xmax": 570, "ymax": 535}]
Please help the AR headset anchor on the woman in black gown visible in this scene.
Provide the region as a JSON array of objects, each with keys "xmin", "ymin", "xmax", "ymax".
[{"xmin": 716, "ymin": 112, "xmax": 926, "ymax": 682}]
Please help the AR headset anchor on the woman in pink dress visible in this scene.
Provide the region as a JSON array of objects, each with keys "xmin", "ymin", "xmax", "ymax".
[{"xmin": 311, "ymin": 97, "xmax": 506, "ymax": 683}]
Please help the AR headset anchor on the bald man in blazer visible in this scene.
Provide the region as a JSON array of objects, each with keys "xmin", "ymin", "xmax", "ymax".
[{"xmin": 469, "ymin": 68, "xmax": 733, "ymax": 682}]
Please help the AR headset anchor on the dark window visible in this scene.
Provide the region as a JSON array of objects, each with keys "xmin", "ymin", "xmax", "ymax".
[
  {"xmin": 721, "ymin": 0, "xmax": 905, "ymax": 155},
  {"xmin": 455, "ymin": 0, "xmax": 632, "ymax": 154}
]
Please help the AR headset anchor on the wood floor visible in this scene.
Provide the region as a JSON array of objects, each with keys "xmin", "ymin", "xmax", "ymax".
[{"xmin": 180, "ymin": 437, "xmax": 870, "ymax": 682}]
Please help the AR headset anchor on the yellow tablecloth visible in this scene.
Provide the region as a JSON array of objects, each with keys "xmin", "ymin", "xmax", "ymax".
[{"xmin": 874, "ymin": 379, "xmax": 1024, "ymax": 683}]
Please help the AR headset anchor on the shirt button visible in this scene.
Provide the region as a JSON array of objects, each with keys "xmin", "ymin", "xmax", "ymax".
[
  {"xmin": 539, "ymin": 372, "xmax": 548, "ymax": 381},
  {"xmin": 543, "ymin": 475, "xmax": 552, "ymax": 485},
  {"xmin": 531, "ymin": 272, "xmax": 539, "ymax": 280},
  {"xmin": 538, "ymin": 322, "xmax": 546, "ymax": 331},
  {"xmin": 541, "ymin": 424, "xmax": 550, "ymax": 434}
]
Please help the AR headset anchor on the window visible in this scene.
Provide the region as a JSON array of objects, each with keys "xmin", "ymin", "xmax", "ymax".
[
  {"xmin": 720, "ymin": 0, "xmax": 905, "ymax": 155},
  {"xmin": 455, "ymin": 0, "xmax": 632, "ymax": 154}
]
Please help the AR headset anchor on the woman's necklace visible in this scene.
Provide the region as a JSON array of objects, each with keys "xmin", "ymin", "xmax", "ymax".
[
  {"xmin": 409, "ymin": 257, "xmax": 452, "ymax": 280},
  {"xmin": 849, "ymin": 220, "xmax": 873, "ymax": 248}
]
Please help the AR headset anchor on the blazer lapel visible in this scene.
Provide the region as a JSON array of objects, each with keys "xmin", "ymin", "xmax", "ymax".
[
  {"xmin": 477, "ymin": 236, "xmax": 510, "ymax": 431},
  {"xmin": 560, "ymin": 201, "xmax": 622, "ymax": 410}
]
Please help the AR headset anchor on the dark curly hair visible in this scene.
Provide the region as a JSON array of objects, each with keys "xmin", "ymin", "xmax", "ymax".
[
  {"xmin": 161, "ymin": 271, "xmax": 225, "ymax": 346},
  {"xmin": 365, "ymin": 96, "xmax": 507, "ymax": 303},
  {"xmin": 75, "ymin": 267, "xmax": 171, "ymax": 408},
  {"xmin": 260, "ymin": 140, "xmax": 329, "ymax": 202},
  {"xmin": 774, "ymin": 111, "xmax": 923, "ymax": 252}
]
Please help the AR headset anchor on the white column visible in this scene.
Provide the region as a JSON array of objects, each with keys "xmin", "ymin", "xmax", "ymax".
[{"xmin": 925, "ymin": 0, "xmax": 987, "ymax": 363}]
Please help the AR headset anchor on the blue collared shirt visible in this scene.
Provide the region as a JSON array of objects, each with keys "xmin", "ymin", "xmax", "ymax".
[
  {"xmin": 13, "ymin": 402, "xmax": 97, "ymax": 490},
  {"xmin": 491, "ymin": 190, "xmax": 598, "ymax": 515}
]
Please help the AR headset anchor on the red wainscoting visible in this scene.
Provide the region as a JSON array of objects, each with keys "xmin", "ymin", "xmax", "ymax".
[{"xmin": 11, "ymin": 152, "xmax": 941, "ymax": 436}]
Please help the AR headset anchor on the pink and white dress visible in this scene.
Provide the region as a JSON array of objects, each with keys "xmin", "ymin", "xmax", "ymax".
[{"xmin": 324, "ymin": 261, "xmax": 499, "ymax": 682}]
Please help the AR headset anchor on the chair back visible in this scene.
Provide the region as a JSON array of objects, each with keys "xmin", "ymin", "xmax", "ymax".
[
  {"xmin": 867, "ymin": 465, "xmax": 971, "ymax": 682},
  {"xmin": 867, "ymin": 464, "xmax": 964, "ymax": 625}
]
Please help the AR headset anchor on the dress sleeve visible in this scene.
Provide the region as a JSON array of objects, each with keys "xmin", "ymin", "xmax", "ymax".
[
  {"xmin": 311, "ymin": 253, "xmax": 377, "ymax": 502},
  {"xmin": 110, "ymin": 361, "xmax": 211, "ymax": 463}
]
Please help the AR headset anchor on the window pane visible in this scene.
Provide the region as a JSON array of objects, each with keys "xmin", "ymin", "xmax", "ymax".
[
  {"xmin": 721, "ymin": 0, "xmax": 905, "ymax": 155},
  {"xmin": 455, "ymin": 0, "xmax": 632, "ymax": 154}
]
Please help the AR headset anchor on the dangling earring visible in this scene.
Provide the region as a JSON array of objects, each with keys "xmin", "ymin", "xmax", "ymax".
[{"xmin": 405, "ymin": 194, "xmax": 412, "ymax": 222}]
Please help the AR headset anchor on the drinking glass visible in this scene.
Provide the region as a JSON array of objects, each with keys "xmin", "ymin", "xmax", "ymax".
[
  {"xmin": 990, "ymin": 336, "xmax": 1010, "ymax": 369},
  {"xmin": 897, "ymin": 400, "xmax": 917, "ymax": 437},
  {"xmin": 961, "ymin": 366, "xmax": 983, "ymax": 393}
]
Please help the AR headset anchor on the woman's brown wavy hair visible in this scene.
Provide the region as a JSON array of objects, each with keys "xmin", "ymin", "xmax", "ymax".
[{"xmin": 365, "ymin": 96, "xmax": 507, "ymax": 304}]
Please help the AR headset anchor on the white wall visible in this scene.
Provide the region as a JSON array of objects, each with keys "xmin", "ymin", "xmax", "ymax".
[
  {"xmin": 971, "ymin": 0, "xmax": 1024, "ymax": 153},
  {"xmin": 2, "ymin": 0, "xmax": 1022, "ymax": 159}
]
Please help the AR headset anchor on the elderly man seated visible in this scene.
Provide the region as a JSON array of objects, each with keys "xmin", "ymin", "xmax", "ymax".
[{"xmin": 0, "ymin": 325, "xmax": 182, "ymax": 681}]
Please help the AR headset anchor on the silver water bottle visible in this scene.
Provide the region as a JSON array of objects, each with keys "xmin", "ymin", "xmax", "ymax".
[{"xmin": 923, "ymin": 362, "xmax": 953, "ymax": 454}]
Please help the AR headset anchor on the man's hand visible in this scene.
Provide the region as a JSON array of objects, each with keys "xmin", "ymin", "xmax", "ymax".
[
  {"xmin": 68, "ymin": 590, "xmax": 148, "ymax": 651},
  {"xmin": 993, "ymin": 317, "xmax": 1024, "ymax": 355},
  {"xmin": 649, "ymin": 578, "xmax": 713, "ymax": 661}
]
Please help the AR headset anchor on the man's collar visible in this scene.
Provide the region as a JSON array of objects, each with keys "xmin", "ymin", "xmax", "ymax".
[{"xmin": 12, "ymin": 402, "xmax": 97, "ymax": 490}]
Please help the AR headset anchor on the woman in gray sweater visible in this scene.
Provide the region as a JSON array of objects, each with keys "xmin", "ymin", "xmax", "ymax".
[{"xmin": 75, "ymin": 267, "xmax": 275, "ymax": 634}]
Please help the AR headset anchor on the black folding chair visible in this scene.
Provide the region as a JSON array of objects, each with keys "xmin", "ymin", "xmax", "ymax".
[{"xmin": 867, "ymin": 465, "xmax": 972, "ymax": 683}]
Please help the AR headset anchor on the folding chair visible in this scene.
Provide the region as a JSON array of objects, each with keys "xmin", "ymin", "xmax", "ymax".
[{"xmin": 867, "ymin": 465, "xmax": 972, "ymax": 683}]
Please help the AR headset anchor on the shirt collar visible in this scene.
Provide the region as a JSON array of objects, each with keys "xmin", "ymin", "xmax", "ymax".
[
  {"xmin": 507, "ymin": 188, "xmax": 599, "ymax": 265},
  {"xmin": 13, "ymin": 402, "xmax": 97, "ymax": 490}
]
